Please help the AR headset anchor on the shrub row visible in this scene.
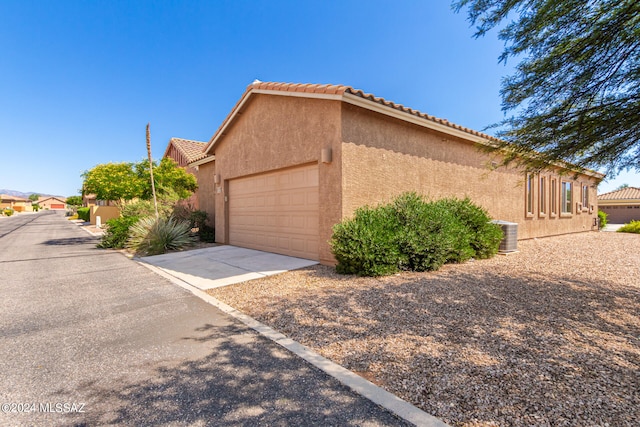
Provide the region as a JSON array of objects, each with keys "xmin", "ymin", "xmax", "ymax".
[
  {"xmin": 97, "ymin": 200, "xmax": 215, "ymax": 255},
  {"xmin": 77, "ymin": 207, "xmax": 90, "ymax": 222},
  {"xmin": 330, "ymin": 192, "xmax": 503, "ymax": 276},
  {"xmin": 617, "ymin": 220, "xmax": 640, "ymax": 234}
]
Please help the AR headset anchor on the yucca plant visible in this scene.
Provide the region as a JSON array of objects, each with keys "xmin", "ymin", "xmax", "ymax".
[{"xmin": 127, "ymin": 216, "xmax": 195, "ymax": 256}]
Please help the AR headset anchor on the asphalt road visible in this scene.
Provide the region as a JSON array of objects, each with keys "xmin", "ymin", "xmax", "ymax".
[{"xmin": 0, "ymin": 212, "xmax": 410, "ymax": 426}]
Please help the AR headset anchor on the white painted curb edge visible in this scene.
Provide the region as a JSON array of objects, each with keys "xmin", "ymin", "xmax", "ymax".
[{"xmin": 139, "ymin": 260, "xmax": 450, "ymax": 427}]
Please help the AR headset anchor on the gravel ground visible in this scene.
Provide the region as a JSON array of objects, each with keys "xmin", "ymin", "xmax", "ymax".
[{"xmin": 208, "ymin": 232, "xmax": 640, "ymax": 427}]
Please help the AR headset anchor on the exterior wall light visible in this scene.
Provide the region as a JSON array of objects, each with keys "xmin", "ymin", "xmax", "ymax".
[{"xmin": 321, "ymin": 148, "xmax": 332, "ymax": 164}]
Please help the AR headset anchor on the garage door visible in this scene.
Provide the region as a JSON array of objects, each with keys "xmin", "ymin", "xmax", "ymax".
[
  {"xmin": 229, "ymin": 164, "xmax": 319, "ymax": 260},
  {"xmin": 51, "ymin": 204, "xmax": 65, "ymax": 209}
]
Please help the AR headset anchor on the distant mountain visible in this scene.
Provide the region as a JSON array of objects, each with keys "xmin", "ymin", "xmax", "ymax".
[{"xmin": 0, "ymin": 189, "xmax": 64, "ymax": 199}]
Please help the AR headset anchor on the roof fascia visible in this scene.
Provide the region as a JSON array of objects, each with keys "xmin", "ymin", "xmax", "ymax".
[
  {"xmin": 342, "ymin": 92, "xmax": 495, "ymax": 147},
  {"xmin": 598, "ymin": 198, "xmax": 640, "ymax": 205},
  {"xmin": 343, "ymin": 93, "xmax": 605, "ymax": 180},
  {"xmin": 190, "ymin": 155, "xmax": 215, "ymax": 167}
]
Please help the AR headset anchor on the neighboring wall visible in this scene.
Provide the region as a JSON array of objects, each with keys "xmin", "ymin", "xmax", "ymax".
[
  {"xmin": 90, "ymin": 206, "xmax": 121, "ymax": 226},
  {"xmin": 201, "ymin": 94, "xmax": 343, "ymax": 264},
  {"xmin": 196, "ymin": 161, "xmax": 216, "ymax": 226},
  {"xmin": 340, "ymin": 103, "xmax": 599, "ymax": 240}
]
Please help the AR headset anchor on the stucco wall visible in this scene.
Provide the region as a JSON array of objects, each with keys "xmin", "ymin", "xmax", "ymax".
[
  {"xmin": 340, "ymin": 103, "xmax": 599, "ymax": 240},
  {"xmin": 209, "ymin": 94, "xmax": 343, "ymax": 264},
  {"xmin": 196, "ymin": 161, "xmax": 217, "ymax": 227},
  {"xmin": 90, "ymin": 205, "xmax": 121, "ymax": 226}
]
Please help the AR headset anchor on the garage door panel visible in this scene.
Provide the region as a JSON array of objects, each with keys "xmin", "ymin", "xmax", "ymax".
[{"xmin": 229, "ymin": 164, "xmax": 319, "ymax": 260}]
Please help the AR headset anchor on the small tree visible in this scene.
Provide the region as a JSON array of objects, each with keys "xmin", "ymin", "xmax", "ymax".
[
  {"xmin": 454, "ymin": 0, "xmax": 640, "ymax": 176},
  {"xmin": 28, "ymin": 194, "xmax": 39, "ymax": 202},
  {"xmin": 82, "ymin": 162, "xmax": 142, "ymax": 203},
  {"xmin": 66, "ymin": 195, "xmax": 83, "ymax": 206},
  {"xmin": 82, "ymin": 159, "xmax": 197, "ymax": 205}
]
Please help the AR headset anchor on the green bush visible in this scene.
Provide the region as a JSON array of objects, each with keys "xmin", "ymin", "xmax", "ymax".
[
  {"xmin": 190, "ymin": 210, "xmax": 208, "ymax": 229},
  {"xmin": 199, "ymin": 224, "xmax": 216, "ymax": 242},
  {"xmin": 598, "ymin": 210, "xmax": 608, "ymax": 229},
  {"xmin": 433, "ymin": 197, "xmax": 503, "ymax": 259},
  {"xmin": 98, "ymin": 216, "xmax": 139, "ymax": 249},
  {"xmin": 3, "ymin": 208, "xmax": 14, "ymax": 216},
  {"xmin": 126, "ymin": 216, "xmax": 195, "ymax": 256},
  {"xmin": 331, "ymin": 205, "xmax": 404, "ymax": 276},
  {"xmin": 77, "ymin": 207, "xmax": 90, "ymax": 222},
  {"xmin": 393, "ymin": 193, "xmax": 469, "ymax": 271},
  {"xmin": 330, "ymin": 192, "xmax": 503, "ymax": 276},
  {"xmin": 617, "ymin": 220, "xmax": 640, "ymax": 234}
]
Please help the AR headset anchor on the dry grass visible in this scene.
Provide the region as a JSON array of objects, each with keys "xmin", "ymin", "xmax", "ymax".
[{"xmin": 208, "ymin": 232, "xmax": 640, "ymax": 427}]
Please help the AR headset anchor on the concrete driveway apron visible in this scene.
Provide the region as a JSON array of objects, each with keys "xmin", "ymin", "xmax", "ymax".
[{"xmin": 139, "ymin": 245, "xmax": 319, "ymax": 290}]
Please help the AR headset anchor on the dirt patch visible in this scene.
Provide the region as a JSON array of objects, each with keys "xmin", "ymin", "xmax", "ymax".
[{"xmin": 208, "ymin": 232, "xmax": 640, "ymax": 426}]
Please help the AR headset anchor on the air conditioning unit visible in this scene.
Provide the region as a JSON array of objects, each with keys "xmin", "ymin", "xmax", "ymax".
[{"xmin": 491, "ymin": 220, "xmax": 518, "ymax": 253}]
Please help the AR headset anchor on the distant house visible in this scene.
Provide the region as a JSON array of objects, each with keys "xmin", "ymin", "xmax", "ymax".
[
  {"xmin": 38, "ymin": 196, "xmax": 67, "ymax": 210},
  {"xmin": 162, "ymin": 137, "xmax": 208, "ymax": 209},
  {"xmin": 598, "ymin": 187, "xmax": 640, "ymax": 224},
  {"xmin": 82, "ymin": 194, "xmax": 116, "ymax": 207},
  {"xmin": 0, "ymin": 194, "xmax": 29, "ymax": 212},
  {"xmin": 190, "ymin": 81, "xmax": 603, "ymax": 264}
]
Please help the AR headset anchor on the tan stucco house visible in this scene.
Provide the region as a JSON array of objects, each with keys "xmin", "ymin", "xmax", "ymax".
[
  {"xmin": 38, "ymin": 196, "xmax": 66, "ymax": 210},
  {"xmin": 162, "ymin": 137, "xmax": 208, "ymax": 209},
  {"xmin": 1, "ymin": 194, "xmax": 30, "ymax": 212},
  {"xmin": 190, "ymin": 81, "xmax": 603, "ymax": 264},
  {"xmin": 598, "ymin": 187, "xmax": 640, "ymax": 224}
]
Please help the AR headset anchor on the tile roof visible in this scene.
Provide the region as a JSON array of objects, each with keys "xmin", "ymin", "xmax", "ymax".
[
  {"xmin": 598, "ymin": 186, "xmax": 640, "ymax": 200},
  {"xmin": 201, "ymin": 81, "xmax": 603, "ymax": 179},
  {"xmin": 203, "ymin": 81, "xmax": 506, "ymax": 157},
  {"xmin": 38, "ymin": 196, "xmax": 66, "ymax": 203},
  {"xmin": 248, "ymin": 81, "xmax": 500, "ymax": 142},
  {"xmin": 1, "ymin": 194, "xmax": 28, "ymax": 202},
  {"xmin": 165, "ymin": 138, "xmax": 208, "ymax": 163}
]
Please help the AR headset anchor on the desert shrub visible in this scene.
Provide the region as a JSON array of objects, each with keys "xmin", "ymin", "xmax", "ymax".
[
  {"xmin": 331, "ymin": 192, "xmax": 503, "ymax": 276},
  {"xmin": 433, "ymin": 197, "xmax": 503, "ymax": 259},
  {"xmin": 171, "ymin": 203, "xmax": 193, "ymax": 224},
  {"xmin": 98, "ymin": 216, "xmax": 139, "ymax": 249},
  {"xmin": 190, "ymin": 210, "xmax": 208, "ymax": 229},
  {"xmin": 199, "ymin": 224, "xmax": 216, "ymax": 242},
  {"xmin": 127, "ymin": 216, "xmax": 195, "ymax": 256},
  {"xmin": 393, "ymin": 193, "xmax": 470, "ymax": 271},
  {"xmin": 331, "ymin": 205, "xmax": 404, "ymax": 276},
  {"xmin": 120, "ymin": 199, "xmax": 166, "ymax": 219},
  {"xmin": 3, "ymin": 208, "xmax": 14, "ymax": 216},
  {"xmin": 598, "ymin": 210, "xmax": 608, "ymax": 229},
  {"xmin": 77, "ymin": 207, "xmax": 90, "ymax": 222},
  {"xmin": 617, "ymin": 220, "xmax": 640, "ymax": 234}
]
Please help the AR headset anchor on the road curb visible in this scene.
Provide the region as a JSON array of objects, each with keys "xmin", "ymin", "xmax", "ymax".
[{"xmin": 139, "ymin": 260, "xmax": 450, "ymax": 427}]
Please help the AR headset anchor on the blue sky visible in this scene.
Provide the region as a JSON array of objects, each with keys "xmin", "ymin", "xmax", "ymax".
[{"xmin": 1, "ymin": 0, "xmax": 637, "ymax": 197}]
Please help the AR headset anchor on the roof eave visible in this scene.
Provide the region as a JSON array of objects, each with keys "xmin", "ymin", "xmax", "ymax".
[{"xmin": 190, "ymin": 155, "xmax": 215, "ymax": 167}]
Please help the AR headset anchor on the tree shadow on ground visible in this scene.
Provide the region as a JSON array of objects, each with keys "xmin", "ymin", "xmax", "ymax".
[
  {"xmin": 70, "ymin": 322, "xmax": 410, "ymax": 427},
  {"xmin": 231, "ymin": 265, "xmax": 639, "ymax": 427},
  {"xmin": 41, "ymin": 236, "xmax": 97, "ymax": 246}
]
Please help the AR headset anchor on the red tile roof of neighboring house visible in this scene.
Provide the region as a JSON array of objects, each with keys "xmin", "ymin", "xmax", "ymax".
[
  {"xmin": 598, "ymin": 187, "xmax": 640, "ymax": 200},
  {"xmin": 38, "ymin": 196, "xmax": 67, "ymax": 203},
  {"xmin": 0, "ymin": 194, "xmax": 28, "ymax": 202},
  {"xmin": 164, "ymin": 138, "xmax": 208, "ymax": 163}
]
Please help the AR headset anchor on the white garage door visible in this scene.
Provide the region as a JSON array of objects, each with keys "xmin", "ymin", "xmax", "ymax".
[{"xmin": 228, "ymin": 164, "xmax": 319, "ymax": 260}]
